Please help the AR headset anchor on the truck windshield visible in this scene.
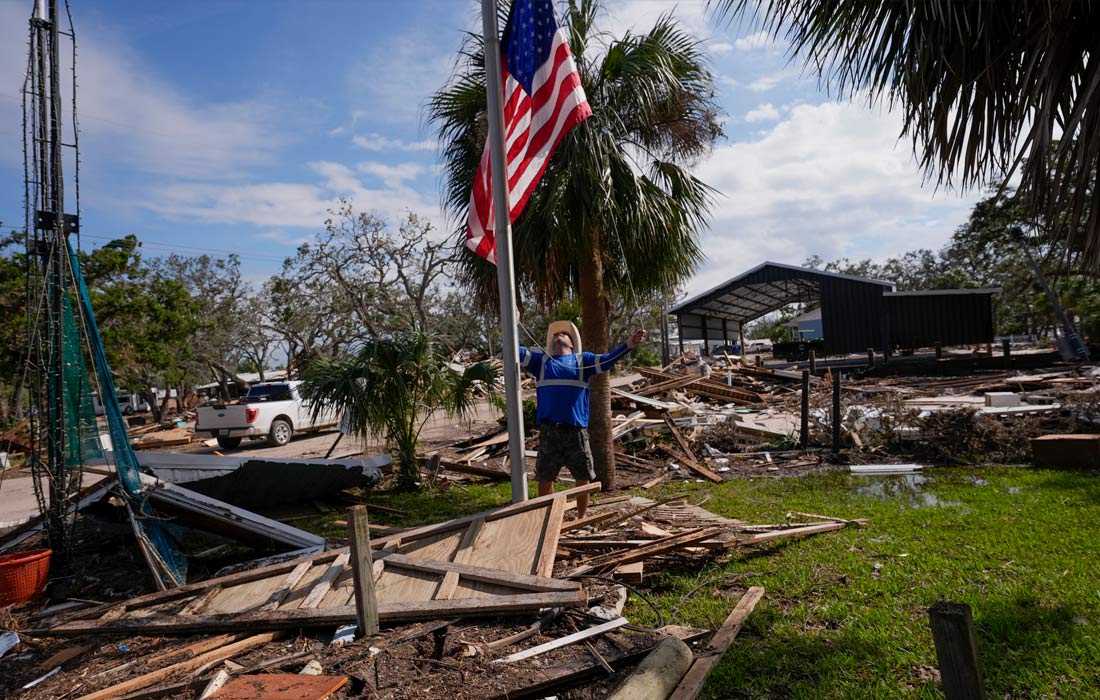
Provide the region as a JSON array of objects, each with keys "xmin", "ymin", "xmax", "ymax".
[{"xmin": 244, "ymin": 384, "xmax": 293, "ymax": 402}]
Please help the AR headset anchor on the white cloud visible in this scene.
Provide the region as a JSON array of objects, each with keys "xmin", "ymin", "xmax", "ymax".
[
  {"xmin": 254, "ymin": 230, "xmax": 314, "ymax": 246},
  {"xmin": 357, "ymin": 162, "xmax": 423, "ymax": 188},
  {"xmin": 745, "ymin": 71, "xmax": 789, "ymax": 93},
  {"xmin": 352, "ymin": 133, "xmax": 435, "ymax": 152},
  {"xmin": 734, "ymin": 31, "xmax": 775, "ymax": 51},
  {"xmin": 142, "ymin": 160, "xmax": 439, "ymax": 231},
  {"xmin": 686, "ymin": 101, "xmax": 978, "ymax": 296},
  {"xmin": 347, "ymin": 36, "xmax": 453, "ymax": 125},
  {"xmin": 744, "ymin": 103, "xmax": 780, "ymax": 123},
  {"xmin": 710, "ymin": 41, "xmax": 734, "ymax": 54},
  {"xmin": 602, "ymin": 0, "xmax": 710, "ymax": 37}
]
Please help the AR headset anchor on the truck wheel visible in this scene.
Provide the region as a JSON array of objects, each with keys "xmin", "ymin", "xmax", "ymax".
[
  {"xmin": 268, "ymin": 418, "xmax": 293, "ymax": 447},
  {"xmin": 216, "ymin": 436, "xmax": 242, "ymax": 449}
]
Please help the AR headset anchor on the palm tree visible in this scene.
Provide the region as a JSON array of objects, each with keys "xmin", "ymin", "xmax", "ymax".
[
  {"xmin": 301, "ymin": 333, "xmax": 499, "ymax": 489},
  {"xmin": 429, "ymin": 0, "xmax": 723, "ymax": 489},
  {"xmin": 710, "ymin": 0, "xmax": 1100, "ymax": 265}
]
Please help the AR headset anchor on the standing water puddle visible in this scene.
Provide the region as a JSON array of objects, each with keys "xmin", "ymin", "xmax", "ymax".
[{"xmin": 851, "ymin": 473, "xmax": 962, "ymax": 508}]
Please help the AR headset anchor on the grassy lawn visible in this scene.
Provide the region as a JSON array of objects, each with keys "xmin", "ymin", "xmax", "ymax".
[{"xmin": 316, "ymin": 467, "xmax": 1100, "ymax": 699}]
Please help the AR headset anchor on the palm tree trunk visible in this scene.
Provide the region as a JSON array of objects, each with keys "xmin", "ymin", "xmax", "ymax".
[{"xmin": 578, "ymin": 236, "xmax": 616, "ymax": 490}]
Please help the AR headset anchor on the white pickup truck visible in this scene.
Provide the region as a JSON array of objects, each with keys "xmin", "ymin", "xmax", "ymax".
[{"xmin": 194, "ymin": 381, "xmax": 339, "ymax": 450}]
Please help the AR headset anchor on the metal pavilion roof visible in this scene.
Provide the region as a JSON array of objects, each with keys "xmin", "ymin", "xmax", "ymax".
[{"xmin": 670, "ymin": 261, "xmax": 896, "ymax": 324}]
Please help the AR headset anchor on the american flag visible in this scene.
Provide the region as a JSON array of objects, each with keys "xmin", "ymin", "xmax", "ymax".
[{"xmin": 466, "ymin": 0, "xmax": 592, "ymax": 263}]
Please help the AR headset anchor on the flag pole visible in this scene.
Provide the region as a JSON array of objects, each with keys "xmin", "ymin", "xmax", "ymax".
[{"xmin": 480, "ymin": 0, "xmax": 528, "ymax": 503}]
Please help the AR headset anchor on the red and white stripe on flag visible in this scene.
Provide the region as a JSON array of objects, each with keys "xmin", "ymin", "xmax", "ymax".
[{"xmin": 466, "ymin": 1, "xmax": 592, "ymax": 264}]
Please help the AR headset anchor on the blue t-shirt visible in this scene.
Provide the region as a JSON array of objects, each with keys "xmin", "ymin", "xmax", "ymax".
[{"xmin": 518, "ymin": 344, "xmax": 631, "ymax": 427}]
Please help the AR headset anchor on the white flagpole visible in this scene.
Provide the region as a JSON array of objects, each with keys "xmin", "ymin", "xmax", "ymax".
[{"xmin": 480, "ymin": 0, "xmax": 528, "ymax": 503}]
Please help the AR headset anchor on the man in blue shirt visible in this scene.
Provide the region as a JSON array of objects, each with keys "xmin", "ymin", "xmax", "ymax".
[{"xmin": 519, "ymin": 323, "xmax": 646, "ymax": 518}]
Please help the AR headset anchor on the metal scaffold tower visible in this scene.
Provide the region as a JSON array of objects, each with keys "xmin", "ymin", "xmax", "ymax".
[{"xmin": 22, "ymin": 0, "xmax": 91, "ymax": 563}]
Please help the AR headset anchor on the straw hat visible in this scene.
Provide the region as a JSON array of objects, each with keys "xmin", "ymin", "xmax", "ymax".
[{"xmin": 545, "ymin": 320, "xmax": 582, "ymax": 356}]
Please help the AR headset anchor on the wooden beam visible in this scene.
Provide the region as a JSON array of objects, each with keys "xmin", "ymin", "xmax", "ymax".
[
  {"xmin": 258, "ymin": 562, "xmax": 312, "ymax": 612},
  {"xmin": 534, "ymin": 495, "xmax": 567, "ymax": 577},
  {"xmin": 668, "ymin": 587, "xmax": 764, "ymax": 700},
  {"xmin": 658, "ymin": 444, "xmax": 724, "ymax": 483},
  {"xmin": 39, "ymin": 591, "xmax": 588, "ymax": 636},
  {"xmin": 929, "ymin": 602, "xmax": 986, "ymax": 700},
  {"xmin": 495, "ymin": 618, "xmax": 629, "ymax": 663},
  {"xmin": 73, "ymin": 633, "xmax": 281, "ymax": 700},
  {"xmin": 736, "ymin": 521, "xmax": 850, "ymax": 547},
  {"xmin": 568, "ymin": 527, "xmax": 725, "ymax": 576},
  {"xmin": 348, "ymin": 505, "xmax": 379, "ymax": 637}
]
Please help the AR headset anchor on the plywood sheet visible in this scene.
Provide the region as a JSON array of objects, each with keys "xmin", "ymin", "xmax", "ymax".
[
  {"xmin": 374, "ymin": 567, "xmax": 442, "ymax": 604},
  {"xmin": 462, "ymin": 507, "xmax": 548, "ymax": 574},
  {"xmin": 276, "ymin": 564, "xmax": 328, "ymax": 611},
  {"xmin": 211, "ymin": 673, "xmax": 347, "ymax": 700},
  {"xmin": 208, "ymin": 576, "xmax": 284, "ymax": 614}
]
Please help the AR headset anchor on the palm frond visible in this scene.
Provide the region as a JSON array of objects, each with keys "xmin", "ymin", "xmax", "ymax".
[{"xmin": 709, "ymin": 0, "xmax": 1100, "ymax": 268}]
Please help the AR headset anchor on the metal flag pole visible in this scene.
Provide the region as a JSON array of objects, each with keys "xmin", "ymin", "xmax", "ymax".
[{"xmin": 480, "ymin": 0, "xmax": 528, "ymax": 503}]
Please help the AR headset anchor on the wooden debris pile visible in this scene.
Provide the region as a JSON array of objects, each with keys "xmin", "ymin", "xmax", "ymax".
[{"xmin": 2, "ymin": 482, "xmax": 864, "ymax": 700}]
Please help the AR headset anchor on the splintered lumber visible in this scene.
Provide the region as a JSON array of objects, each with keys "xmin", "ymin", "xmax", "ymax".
[
  {"xmin": 661, "ymin": 414, "xmax": 724, "ymax": 482},
  {"xmin": 36, "ymin": 551, "xmax": 585, "ymax": 636},
  {"xmin": 74, "ymin": 633, "xmax": 281, "ymax": 700},
  {"xmin": 435, "ymin": 458, "xmax": 510, "ymax": 481},
  {"xmin": 593, "ymin": 495, "xmax": 684, "ymax": 531},
  {"xmin": 637, "ymin": 368, "xmax": 765, "ymax": 404},
  {"xmin": 608, "ymin": 636, "xmax": 694, "ymax": 700},
  {"xmin": 659, "ymin": 444, "xmax": 724, "ymax": 483},
  {"xmin": 495, "ymin": 617, "xmax": 629, "ymax": 663},
  {"xmin": 668, "ymin": 587, "xmax": 765, "ymax": 700},
  {"xmin": 560, "ymin": 510, "xmax": 620, "ymax": 532},
  {"xmin": 737, "ymin": 521, "xmax": 860, "ymax": 547},
  {"xmin": 635, "ymin": 374, "xmax": 702, "ymax": 397},
  {"xmin": 568, "ymin": 527, "xmax": 725, "ymax": 576},
  {"xmin": 487, "ymin": 626, "xmax": 709, "ymax": 700}
]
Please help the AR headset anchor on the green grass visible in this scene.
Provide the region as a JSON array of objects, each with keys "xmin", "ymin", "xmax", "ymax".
[
  {"xmin": 641, "ymin": 468, "xmax": 1100, "ymax": 699},
  {"xmin": 301, "ymin": 468, "xmax": 1100, "ymax": 698}
]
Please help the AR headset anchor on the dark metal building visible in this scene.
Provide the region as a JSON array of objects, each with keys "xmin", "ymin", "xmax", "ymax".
[{"xmin": 670, "ymin": 262, "xmax": 999, "ymax": 356}]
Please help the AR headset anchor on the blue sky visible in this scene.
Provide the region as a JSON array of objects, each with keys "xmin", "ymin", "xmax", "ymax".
[{"xmin": 0, "ymin": 0, "xmax": 980, "ymax": 297}]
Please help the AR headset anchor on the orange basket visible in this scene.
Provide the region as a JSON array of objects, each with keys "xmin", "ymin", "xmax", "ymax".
[{"xmin": 0, "ymin": 548, "xmax": 52, "ymax": 607}]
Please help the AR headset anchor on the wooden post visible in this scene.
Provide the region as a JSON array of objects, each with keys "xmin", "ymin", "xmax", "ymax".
[
  {"xmin": 929, "ymin": 602, "xmax": 986, "ymax": 700},
  {"xmin": 831, "ymin": 371, "xmax": 841, "ymax": 456},
  {"xmin": 1002, "ymin": 338, "xmax": 1011, "ymax": 369},
  {"xmin": 800, "ymin": 370, "xmax": 809, "ymax": 450},
  {"xmin": 935, "ymin": 341, "xmax": 943, "ymax": 360},
  {"xmin": 808, "ymin": 349, "xmax": 816, "ymax": 374},
  {"xmin": 348, "ymin": 505, "xmax": 379, "ymax": 637},
  {"xmin": 866, "ymin": 348, "xmax": 875, "ymax": 369}
]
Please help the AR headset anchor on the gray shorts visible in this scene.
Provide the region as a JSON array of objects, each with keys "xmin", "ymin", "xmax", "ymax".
[{"xmin": 536, "ymin": 423, "xmax": 596, "ymax": 482}]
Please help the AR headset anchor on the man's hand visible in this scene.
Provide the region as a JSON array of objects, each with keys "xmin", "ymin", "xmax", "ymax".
[{"xmin": 627, "ymin": 328, "xmax": 647, "ymax": 349}]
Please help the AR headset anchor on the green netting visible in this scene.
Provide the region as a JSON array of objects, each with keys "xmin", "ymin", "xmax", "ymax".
[
  {"xmin": 67, "ymin": 241, "xmax": 186, "ymax": 587},
  {"xmin": 62, "ymin": 291, "xmax": 103, "ymax": 468}
]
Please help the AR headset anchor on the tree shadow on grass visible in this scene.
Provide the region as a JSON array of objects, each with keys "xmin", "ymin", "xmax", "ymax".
[
  {"xmin": 701, "ymin": 616, "xmax": 932, "ymax": 700},
  {"xmin": 973, "ymin": 594, "xmax": 1096, "ymax": 697},
  {"xmin": 1027, "ymin": 468, "xmax": 1100, "ymax": 502}
]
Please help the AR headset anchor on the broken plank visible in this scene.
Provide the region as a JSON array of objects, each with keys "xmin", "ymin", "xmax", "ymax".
[
  {"xmin": 74, "ymin": 633, "xmax": 281, "ymax": 700},
  {"xmin": 668, "ymin": 587, "xmax": 764, "ymax": 700},
  {"xmin": 40, "ymin": 592, "xmax": 588, "ymax": 636},
  {"xmin": 486, "ymin": 626, "xmax": 709, "ymax": 700},
  {"xmin": 435, "ymin": 459, "xmax": 509, "ymax": 481},
  {"xmin": 560, "ymin": 510, "xmax": 619, "ymax": 532},
  {"xmin": 737, "ymin": 521, "xmax": 853, "ymax": 546},
  {"xmin": 659, "ymin": 444, "xmax": 724, "ymax": 483},
  {"xmin": 534, "ymin": 494, "xmax": 567, "ymax": 577},
  {"xmin": 568, "ymin": 527, "xmax": 725, "ymax": 576},
  {"xmin": 613, "ymin": 562, "xmax": 643, "ymax": 583},
  {"xmin": 259, "ymin": 562, "xmax": 312, "ymax": 612},
  {"xmin": 495, "ymin": 617, "xmax": 629, "ymax": 663},
  {"xmin": 300, "ymin": 552, "xmax": 351, "ymax": 610}
]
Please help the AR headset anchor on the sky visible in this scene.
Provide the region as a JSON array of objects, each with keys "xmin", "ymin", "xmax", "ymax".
[{"xmin": 0, "ymin": 0, "xmax": 981, "ymax": 298}]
